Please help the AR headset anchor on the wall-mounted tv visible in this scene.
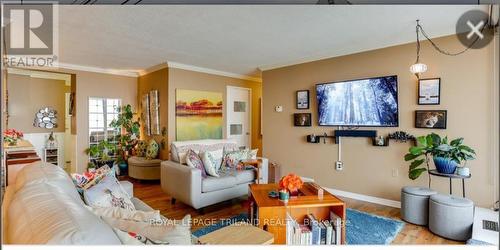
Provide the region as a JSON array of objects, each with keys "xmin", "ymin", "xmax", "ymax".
[{"xmin": 316, "ymin": 75, "xmax": 398, "ymax": 127}]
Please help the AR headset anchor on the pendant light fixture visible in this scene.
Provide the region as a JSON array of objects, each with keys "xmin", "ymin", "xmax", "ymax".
[{"xmin": 410, "ymin": 20, "xmax": 427, "ymax": 79}]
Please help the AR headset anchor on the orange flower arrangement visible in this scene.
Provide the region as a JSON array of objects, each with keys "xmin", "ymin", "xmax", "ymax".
[{"xmin": 279, "ymin": 173, "xmax": 304, "ymax": 193}]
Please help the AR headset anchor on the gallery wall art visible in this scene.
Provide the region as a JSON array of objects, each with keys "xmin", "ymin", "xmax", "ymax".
[{"xmin": 176, "ymin": 89, "xmax": 223, "ymax": 141}]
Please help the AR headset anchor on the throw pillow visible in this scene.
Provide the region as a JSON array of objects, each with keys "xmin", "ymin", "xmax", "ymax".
[
  {"xmin": 248, "ymin": 149, "xmax": 258, "ymax": 159},
  {"xmin": 222, "ymin": 149, "xmax": 249, "ymax": 169},
  {"xmin": 145, "ymin": 139, "xmax": 159, "ymax": 160},
  {"xmin": 200, "ymin": 149, "xmax": 223, "ymax": 177},
  {"xmin": 103, "ymin": 214, "xmax": 192, "ymax": 245},
  {"xmin": 71, "ymin": 165, "xmax": 115, "ymax": 192},
  {"xmin": 84, "ymin": 174, "xmax": 136, "ymax": 211},
  {"xmin": 185, "ymin": 149, "xmax": 207, "ymax": 178},
  {"xmin": 86, "ymin": 205, "xmax": 161, "ymax": 222},
  {"xmin": 136, "ymin": 140, "xmax": 148, "ymax": 157},
  {"xmin": 113, "ymin": 228, "xmax": 169, "ymax": 245}
]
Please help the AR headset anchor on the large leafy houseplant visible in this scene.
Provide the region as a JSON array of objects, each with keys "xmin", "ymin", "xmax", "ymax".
[
  {"xmin": 109, "ymin": 104, "xmax": 140, "ymax": 164},
  {"xmin": 404, "ymin": 133, "xmax": 476, "ymax": 183}
]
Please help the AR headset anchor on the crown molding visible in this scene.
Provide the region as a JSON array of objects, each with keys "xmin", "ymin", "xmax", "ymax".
[
  {"xmin": 7, "ymin": 67, "xmax": 72, "ymax": 85},
  {"xmin": 57, "ymin": 63, "xmax": 139, "ymax": 77},
  {"xmin": 16, "ymin": 61, "xmax": 262, "ymax": 81},
  {"xmin": 138, "ymin": 63, "xmax": 169, "ymax": 76},
  {"xmin": 167, "ymin": 61, "xmax": 262, "ymax": 83}
]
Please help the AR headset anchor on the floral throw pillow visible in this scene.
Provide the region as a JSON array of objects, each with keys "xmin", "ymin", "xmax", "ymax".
[
  {"xmin": 83, "ymin": 174, "xmax": 136, "ymax": 211},
  {"xmin": 71, "ymin": 165, "xmax": 115, "ymax": 192},
  {"xmin": 185, "ymin": 149, "xmax": 207, "ymax": 178},
  {"xmin": 222, "ymin": 149, "xmax": 249, "ymax": 169},
  {"xmin": 136, "ymin": 140, "xmax": 148, "ymax": 157},
  {"xmin": 201, "ymin": 149, "xmax": 223, "ymax": 177},
  {"xmin": 145, "ymin": 139, "xmax": 159, "ymax": 160}
]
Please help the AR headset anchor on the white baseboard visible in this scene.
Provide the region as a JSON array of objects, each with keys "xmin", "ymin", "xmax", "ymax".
[{"xmin": 325, "ymin": 187, "xmax": 401, "ymax": 208}]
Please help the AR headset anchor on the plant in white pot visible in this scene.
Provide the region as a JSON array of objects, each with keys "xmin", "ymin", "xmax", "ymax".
[{"xmin": 404, "ymin": 133, "xmax": 476, "ymax": 183}]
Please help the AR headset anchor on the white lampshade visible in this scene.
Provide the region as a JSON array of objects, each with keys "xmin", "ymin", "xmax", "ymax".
[{"xmin": 409, "ymin": 63, "xmax": 428, "ymax": 74}]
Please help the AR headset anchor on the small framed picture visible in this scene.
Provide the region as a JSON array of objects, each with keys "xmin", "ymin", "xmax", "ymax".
[
  {"xmin": 296, "ymin": 90, "xmax": 310, "ymax": 109},
  {"xmin": 418, "ymin": 78, "xmax": 441, "ymax": 105},
  {"xmin": 294, "ymin": 113, "xmax": 312, "ymax": 127},
  {"xmin": 415, "ymin": 110, "xmax": 447, "ymax": 129}
]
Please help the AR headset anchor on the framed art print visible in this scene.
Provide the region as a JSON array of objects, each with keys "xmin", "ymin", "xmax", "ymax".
[
  {"xmin": 296, "ymin": 90, "xmax": 309, "ymax": 109},
  {"xmin": 294, "ymin": 113, "xmax": 312, "ymax": 127},
  {"xmin": 418, "ymin": 78, "xmax": 441, "ymax": 105},
  {"xmin": 415, "ymin": 110, "xmax": 447, "ymax": 129}
]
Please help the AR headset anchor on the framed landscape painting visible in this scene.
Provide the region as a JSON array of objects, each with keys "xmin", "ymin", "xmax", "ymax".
[{"xmin": 176, "ymin": 89, "xmax": 223, "ymax": 141}]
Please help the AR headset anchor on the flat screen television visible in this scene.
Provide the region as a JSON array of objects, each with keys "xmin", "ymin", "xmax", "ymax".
[{"xmin": 316, "ymin": 75, "xmax": 398, "ymax": 127}]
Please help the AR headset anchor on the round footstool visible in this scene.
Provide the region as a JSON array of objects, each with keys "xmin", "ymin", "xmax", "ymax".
[
  {"xmin": 429, "ymin": 194, "xmax": 474, "ymax": 241},
  {"xmin": 128, "ymin": 156, "xmax": 162, "ymax": 180},
  {"xmin": 401, "ymin": 186, "xmax": 437, "ymax": 225}
]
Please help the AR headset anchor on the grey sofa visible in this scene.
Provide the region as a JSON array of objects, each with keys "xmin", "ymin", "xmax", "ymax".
[{"xmin": 161, "ymin": 139, "xmax": 268, "ymax": 209}]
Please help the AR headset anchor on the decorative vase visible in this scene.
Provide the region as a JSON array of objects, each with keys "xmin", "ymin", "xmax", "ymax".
[
  {"xmin": 279, "ymin": 190, "xmax": 289, "ymax": 202},
  {"xmin": 433, "ymin": 156, "xmax": 457, "ymax": 174},
  {"xmin": 456, "ymin": 167, "xmax": 470, "ymax": 176},
  {"xmin": 118, "ymin": 162, "xmax": 128, "ymax": 176}
]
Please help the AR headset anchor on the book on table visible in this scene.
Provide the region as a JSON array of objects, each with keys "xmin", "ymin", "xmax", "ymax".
[{"xmin": 330, "ymin": 211, "xmax": 342, "ymax": 245}]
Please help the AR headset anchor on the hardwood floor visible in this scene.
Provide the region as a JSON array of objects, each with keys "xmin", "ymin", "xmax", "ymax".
[{"xmin": 130, "ymin": 179, "xmax": 461, "ymax": 245}]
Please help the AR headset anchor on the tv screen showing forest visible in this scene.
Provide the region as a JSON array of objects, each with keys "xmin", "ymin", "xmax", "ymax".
[{"xmin": 316, "ymin": 75, "xmax": 398, "ymax": 127}]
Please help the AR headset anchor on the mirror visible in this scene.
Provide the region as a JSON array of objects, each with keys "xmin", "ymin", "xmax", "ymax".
[{"xmin": 33, "ymin": 107, "xmax": 58, "ymax": 129}]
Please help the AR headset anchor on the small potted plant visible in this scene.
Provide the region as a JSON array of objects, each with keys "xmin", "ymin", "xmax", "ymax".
[
  {"xmin": 3, "ymin": 129, "xmax": 24, "ymax": 146},
  {"xmin": 85, "ymin": 140, "xmax": 117, "ymax": 169},
  {"xmin": 279, "ymin": 173, "xmax": 304, "ymax": 197},
  {"xmin": 404, "ymin": 133, "xmax": 476, "ymax": 182}
]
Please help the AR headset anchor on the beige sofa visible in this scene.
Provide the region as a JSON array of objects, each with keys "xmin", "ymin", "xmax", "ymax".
[
  {"xmin": 2, "ymin": 161, "xmax": 156, "ymax": 244},
  {"xmin": 161, "ymin": 139, "xmax": 268, "ymax": 210}
]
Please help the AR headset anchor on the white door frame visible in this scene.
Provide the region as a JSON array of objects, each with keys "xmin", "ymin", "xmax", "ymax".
[{"xmin": 226, "ymin": 86, "xmax": 252, "ymax": 148}]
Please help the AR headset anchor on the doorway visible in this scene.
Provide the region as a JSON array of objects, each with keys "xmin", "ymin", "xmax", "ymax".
[{"xmin": 226, "ymin": 86, "xmax": 251, "ymax": 149}]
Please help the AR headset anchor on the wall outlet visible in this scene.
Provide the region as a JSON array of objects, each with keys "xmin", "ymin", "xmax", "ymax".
[
  {"xmin": 392, "ymin": 168, "xmax": 399, "ymax": 177},
  {"xmin": 335, "ymin": 161, "xmax": 343, "ymax": 171}
]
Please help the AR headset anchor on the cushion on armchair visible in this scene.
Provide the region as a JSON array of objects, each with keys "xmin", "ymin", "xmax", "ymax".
[{"xmin": 145, "ymin": 139, "xmax": 159, "ymax": 160}]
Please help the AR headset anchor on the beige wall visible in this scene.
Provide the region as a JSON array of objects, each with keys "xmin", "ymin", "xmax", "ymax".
[
  {"xmin": 168, "ymin": 68, "xmax": 263, "ymax": 156},
  {"xmin": 262, "ymin": 35, "xmax": 497, "ymax": 207},
  {"xmin": 65, "ymin": 69, "xmax": 137, "ymax": 173},
  {"xmin": 7, "ymin": 74, "xmax": 69, "ymax": 133},
  {"xmin": 138, "ymin": 68, "xmax": 169, "ymax": 159}
]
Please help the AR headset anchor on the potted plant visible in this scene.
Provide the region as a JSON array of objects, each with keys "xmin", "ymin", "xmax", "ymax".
[
  {"xmin": 85, "ymin": 140, "xmax": 117, "ymax": 169},
  {"xmin": 3, "ymin": 129, "xmax": 23, "ymax": 146},
  {"xmin": 404, "ymin": 133, "xmax": 476, "ymax": 183},
  {"xmin": 279, "ymin": 173, "xmax": 304, "ymax": 197},
  {"xmin": 109, "ymin": 104, "xmax": 140, "ymax": 175}
]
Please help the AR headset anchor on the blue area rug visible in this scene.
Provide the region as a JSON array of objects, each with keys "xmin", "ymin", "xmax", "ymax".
[
  {"xmin": 346, "ymin": 208, "xmax": 405, "ymax": 244},
  {"xmin": 192, "ymin": 208, "xmax": 404, "ymax": 245}
]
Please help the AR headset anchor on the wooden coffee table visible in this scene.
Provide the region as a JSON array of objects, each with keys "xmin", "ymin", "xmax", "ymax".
[
  {"xmin": 248, "ymin": 183, "xmax": 346, "ymax": 244},
  {"xmin": 197, "ymin": 222, "xmax": 274, "ymax": 245}
]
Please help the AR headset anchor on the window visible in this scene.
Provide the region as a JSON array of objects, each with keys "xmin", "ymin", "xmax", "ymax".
[{"xmin": 88, "ymin": 97, "xmax": 121, "ymax": 148}]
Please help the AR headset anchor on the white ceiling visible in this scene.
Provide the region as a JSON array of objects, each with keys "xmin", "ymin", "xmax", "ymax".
[{"xmin": 58, "ymin": 5, "xmax": 486, "ymax": 79}]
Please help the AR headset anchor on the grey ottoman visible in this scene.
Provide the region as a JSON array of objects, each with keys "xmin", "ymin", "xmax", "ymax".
[
  {"xmin": 401, "ymin": 186, "xmax": 437, "ymax": 225},
  {"xmin": 429, "ymin": 194, "xmax": 474, "ymax": 241}
]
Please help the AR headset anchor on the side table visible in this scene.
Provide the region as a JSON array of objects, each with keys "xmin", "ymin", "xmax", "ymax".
[
  {"xmin": 241, "ymin": 159, "xmax": 263, "ymax": 184},
  {"xmin": 428, "ymin": 169, "xmax": 471, "ymax": 197}
]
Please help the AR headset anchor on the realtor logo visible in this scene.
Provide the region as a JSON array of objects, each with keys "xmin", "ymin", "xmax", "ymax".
[{"xmin": 2, "ymin": 2, "xmax": 58, "ymax": 67}]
